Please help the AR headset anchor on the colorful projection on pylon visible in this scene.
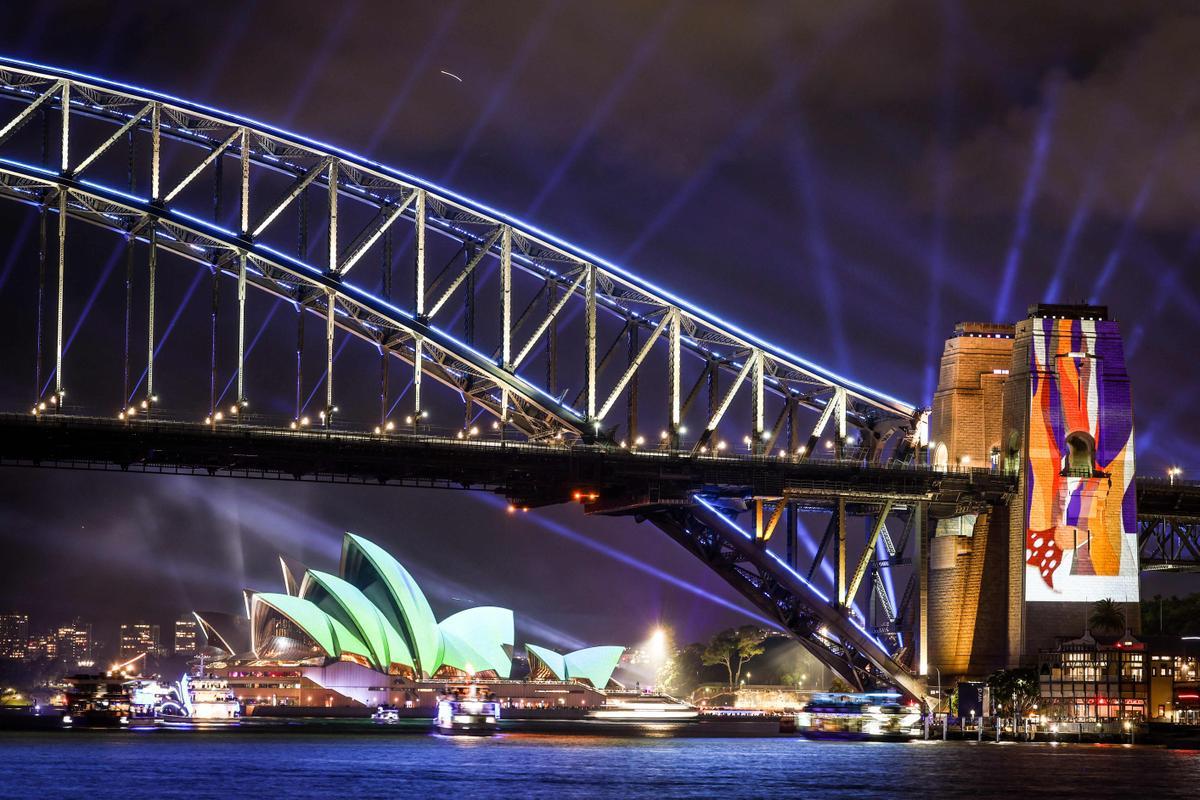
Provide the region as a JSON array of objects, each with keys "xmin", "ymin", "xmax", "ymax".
[{"xmin": 1024, "ymin": 317, "xmax": 1138, "ymax": 602}]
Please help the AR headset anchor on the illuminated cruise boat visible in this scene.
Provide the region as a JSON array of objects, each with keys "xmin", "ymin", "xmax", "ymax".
[
  {"xmin": 160, "ymin": 675, "xmax": 241, "ymax": 726},
  {"xmin": 434, "ymin": 685, "xmax": 501, "ymax": 735},
  {"xmin": 589, "ymin": 692, "xmax": 699, "ymax": 721},
  {"xmin": 795, "ymin": 692, "xmax": 921, "ymax": 740}
]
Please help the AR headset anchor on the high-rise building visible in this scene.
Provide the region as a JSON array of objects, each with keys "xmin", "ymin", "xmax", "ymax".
[
  {"xmin": 26, "ymin": 630, "xmax": 58, "ymax": 661},
  {"xmin": 0, "ymin": 613, "xmax": 29, "ymax": 660},
  {"xmin": 56, "ymin": 618, "xmax": 93, "ymax": 666},
  {"xmin": 174, "ymin": 616, "xmax": 199, "ymax": 656},
  {"xmin": 118, "ymin": 622, "xmax": 160, "ymax": 661}
]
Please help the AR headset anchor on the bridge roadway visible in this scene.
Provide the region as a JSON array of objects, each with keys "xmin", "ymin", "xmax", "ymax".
[{"xmin": 0, "ymin": 413, "xmax": 1014, "ymax": 516}]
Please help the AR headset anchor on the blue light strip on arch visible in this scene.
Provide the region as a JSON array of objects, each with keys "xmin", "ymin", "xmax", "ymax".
[{"xmin": 0, "ymin": 56, "xmax": 916, "ymax": 417}]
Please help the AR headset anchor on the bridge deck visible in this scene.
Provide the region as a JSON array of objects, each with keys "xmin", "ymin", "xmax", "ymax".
[{"xmin": 0, "ymin": 413, "xmax": 1014, "ymax": 516}]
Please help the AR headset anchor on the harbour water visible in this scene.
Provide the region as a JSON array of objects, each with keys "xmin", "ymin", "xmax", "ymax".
[{"xmin": 1, "ymin": 731, "xmax": 1198, "ymax": 799}]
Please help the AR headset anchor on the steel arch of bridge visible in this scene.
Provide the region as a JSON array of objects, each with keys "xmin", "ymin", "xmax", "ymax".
[
  {"xmin": 0, "ymin": 57, "xmax": 932, "ymax": 701},
  {"xmin": 0, "ymin": 56, "xmax": 921, "ymax": 451}
]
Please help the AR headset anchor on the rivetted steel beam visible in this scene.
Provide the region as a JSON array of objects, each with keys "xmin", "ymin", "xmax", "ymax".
[
  {"xmin": 0, "ymin": 80, "xmax": 61, "ymax": 148},
  {"xmin": 668, "ymin": 308, "xmax": 681, "ymax": 444},
  {"xmin": 71, "ymin": 101, "xmax": 153, "ymax": 178},
  {"xmin": 414, "ymin": 188, "xmax": 426, "ymax": 318},
  {"xmin": 236, "ymin": 252, "xmax": 247, "ymax": 406},
  {"xmin": 324, "ymin": 289, "xmax": 335, "ymax": 424},
  {"xmin": 162, "ymin": 129, "xmax": 240, "ymax": 205},
  {"xmin": 596, "ymin": 313, "xmax": 668, "ymax": 421},
  {"xmin": 326, "ymin": 160, "xmax": 338, "ymax": 274},
  {"xmin": 250, "ymin": 156, "xmax": 331, "ymax": 239},
  {"xmin": 512, "ymin": 268, "xmax": 585, "ymax": 370},
  {"xmin": 426, "ymin": 227, "xmax": 502, "ymax": 319},
  {"xmin": 846, "ymin": 500, "xmax": 894, "ymax": 606},
  {"xmin": 53, "ymin": 189, "xmax": 65, "ymax": 398},
  {"xmin": 338, "ymin": 192, "xmax": 416, "ymax": 276},
  {"xmin": 238, "ymin": 128, "xmax": 250, "ymax": 235},
  {"xmin": 693, "ymin": 355, "xmax": 753, "ymax": 453},
  {"xmin": 145, "ymin": 221, "xmax": 157, "ymax": 405},
  {"xmin": 585, "ymin": 264, "xmax": 597, "ymax": 421}
]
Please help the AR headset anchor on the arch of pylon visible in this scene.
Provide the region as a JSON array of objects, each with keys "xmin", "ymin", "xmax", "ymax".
[{"xmin": 0, "ymin": 57, "xmax": 932, "ymax": 700}]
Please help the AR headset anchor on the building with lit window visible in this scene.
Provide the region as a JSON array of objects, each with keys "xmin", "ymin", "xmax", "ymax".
[
  {"xmin": 118, "ymin": 622, "xmax": 160, "ymax": 660},
  {"xmin": 173, "ymin": 617, "xmax": 199, "ymax": 656},
  {"xmin": 1038, "ymin": 633, "xmax": 1146, "ymax": 721},
  {"xmin": 55, "ymin": 618, "xmax": 92, "ymax": 666},
  {"xmin": 1038, "ymin": 632, "xmax": 1200, "ymax": 723},
  {"xmin": 195, "ymin": 533, "xmax": 624, "ymax": 710},
  {"xmin": 0, "ymin": 613, "xmax": 29, "ymax": 660}
]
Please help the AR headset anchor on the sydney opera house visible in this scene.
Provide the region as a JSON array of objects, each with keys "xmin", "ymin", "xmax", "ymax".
[{"xmin": 193, "ymin": 533, "xmax": 625, "ymax": 712}]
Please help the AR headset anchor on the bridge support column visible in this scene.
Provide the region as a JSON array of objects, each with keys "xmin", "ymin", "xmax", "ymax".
[{"xmin": 835, "ymin": 496, "xmax": 846, "ymax": 607}]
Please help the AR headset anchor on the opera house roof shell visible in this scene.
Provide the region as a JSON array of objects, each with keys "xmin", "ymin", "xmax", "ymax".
[{"xmin": 196, "ymin": 533, "xmax": 623, "ymax": 688}]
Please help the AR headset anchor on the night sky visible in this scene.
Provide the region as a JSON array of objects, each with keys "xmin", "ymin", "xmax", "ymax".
[{"xmin": 1, "ymin": 2, "xmax": 1198, "ymax": 651}]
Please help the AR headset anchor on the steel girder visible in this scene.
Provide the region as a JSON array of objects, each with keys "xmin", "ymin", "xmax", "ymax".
[
  {"xmin": 645, "ymin": 498, "xmax": 928, "ymax": 702},
  {"xmin": 0, "ymin": 57, "xmax": 921, "ymax": 453},
  {"xmin": 1139, "ymin": 517, "xmax": 1200, "ymax": 573}
]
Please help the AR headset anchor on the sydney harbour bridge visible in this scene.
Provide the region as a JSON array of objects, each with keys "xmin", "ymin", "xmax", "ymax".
[{"xmin": 0, "ymin": 58, "xmax": 1197, "ymax": 704}]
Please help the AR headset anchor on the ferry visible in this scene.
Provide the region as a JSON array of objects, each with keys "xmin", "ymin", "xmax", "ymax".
[
  {"xmin": 433, "ymin": 685, "xmax": 501, "ymax": 736},
  {"xmin": 372, "ymin": 705, "xmax": 401, "ymax": 723},
  {"xmin": 589, "ymin": 692, "xmax": 699, "ymax": 721},
  {"xmin": 795, "ymin": 692, "xmax": 921, "ymax": 740},
  {"xmin": 61, "ymin": 673, "xmax": 133, "ymax": 728},
  {"xmin": 160, "ymin": 674, "xmax": 241, "ymax": 726}
]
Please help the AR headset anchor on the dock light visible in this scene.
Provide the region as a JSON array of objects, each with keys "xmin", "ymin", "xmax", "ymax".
[
  {"xmin": 420, "ymin": 411, "xmax": 428, "ymax": 418},
  {"xmin": 960, "ymin": 455, "xmax": 971, "ymax": 465},
  {"xmin": 779, "ymin": 449, "xmax": 787, "ymax": 457},
  {"xmin": 206, "ymin": 416, "xmax": 213, "ymax": 425},
  {"xmin": 469, "ymin": 426, "xmax": 479, "ymax": 436},
  {"xmin": 385, "ymin": 420, "xmax": 394, "ymax": 431},
  {"xmin": 456, "ymin": 430, "xmax": 464, "ymax": 439},
  {"xmin": 289, "ymin": 420, "xmax": 297, "ymax": 429},
  {"xmin": 1169, "ymin": 466, "xmax": 1183, "ymax": 484},
  {"xmin": 126, "ymin": 406, "xmax": 137, "ymax": 417},
  {"xmin": 742, "ymin": 436, "xmax": 752, "ymax": 445},
  {"xmin": 117, "ymin": 411, "xmax": 125, "ymax": 420},
  {"xmin": 699, "ymin": 445, "xmax": 707, "ymax": 453},
  {"xmin": 319, "ymin": 411, "xmax": 326, "ymax": 420},
  {"xmin": 797, "ymin": 445, "xmax": 807, "ymax": 455},
  {"xmin": 215, "ymin": 411, "xmax": 224, "ymax": 421},
  {"xmin": 299, "ymin": 416, "xmax": 309, "ymax": 427},
  {"xmin": 824, "ymin": 440, "xmax": 834, "ymax": 450},
  {"xmin": 140, "ymin": 400, "xmax": 148, "ymax": 410},
  {"xmin": 716, "ymin": 440, "xmax": 727, "ymax": 451},
  {"xmin": 635, "ymin": 435, "xmax": 645, "ymax": 446},
  {"xmin": 405, "ymin": 415, "xmax": 413, "ymax": 425},
  {"xmin": 151, "ymin": 395, "xmax": 158, "ymax": 403},
  {"xmin": 522, "ymin": 507, "xmax": 529, "ymax": 513},
  {"xmin": 38, "ymin": 401, "xmax": 46, "ymax": 411},
  {"xmin": 620, "ymin": 440, "xmax": 627, "ymax": 448},
  {"xmin": 492, "ymin": 421, "xmax": 500, "ymax": 430},
  {"xmin": 573, "ymin": 491, "xmax": 582, "ymax": 500},
  {"xmin": 374, "ymin": 426, "xmax": 382, "ymax": 434},
  {"xmin": 49, "ymin": 395, "xmax": 57, "ymax": 405},
  {"xmin": 229, "ymin": 404, "xmax": 239, "ymax": 415},
  {"xmin": 678, "ymin": 426, "xmax": 688, "ymax": 435},
  {"xmin": 660, "ymin": 430, "xmax": 669, "ymax": 440},
  {"xmin": 762, "ymin": 430, "xmax": 771, "ymax": 441}
]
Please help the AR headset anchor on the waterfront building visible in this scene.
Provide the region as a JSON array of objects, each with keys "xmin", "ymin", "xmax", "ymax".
[
  {"xmin": 195, "ymin": 533, "xmax": 625, "ymax": 710},
  {"xmin": 173, "ymin": 617, "xmax": 199, "ymax": 656},
  {"xmin": 1038, "ymin": 632, "xmax": 1200, "ymax": 723},
  {"xmin": 0, "ymin": 612, "xmax": 28, "ymax": 660},
  {"xmin": 118, "ymin": 622, "xmax": 160, "ymax": 660}
]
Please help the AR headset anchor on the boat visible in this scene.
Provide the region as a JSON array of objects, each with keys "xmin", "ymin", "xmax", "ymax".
[
  {"xmin": 795, "ymin": 692, "xmax": 921, "ymax": 740},
  {"xmin": 372, "ymin": 705, "xmax": 401, "ymax": 723},
  {"xmin": 433, "ymin": 685, "xmax": 501, "ymax": 735},
  {"xmin": 160, "ymin": 674, "xmax": 241, "ymax": 726},
  {"xmin": 588, "ymin": 692, "xmax": 699, "ymax": 721},
  {"xmin": 61, "ymin": 673, "xmax": 133, "ymax": 728}
]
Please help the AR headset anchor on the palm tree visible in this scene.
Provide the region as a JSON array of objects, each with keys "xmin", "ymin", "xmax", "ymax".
[{"xmin": 1088, "ymin": 598, "xmax": 1126, "ymax": 635}]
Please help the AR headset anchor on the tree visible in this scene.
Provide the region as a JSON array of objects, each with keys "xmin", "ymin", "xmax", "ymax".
[
  {"xmin": 828, "ymin": 677, "xmax": 853, "ymax": 693},
  {"xmin": 701, "ymin": 626, "xmax": 766, "ymax": 688},
  {"xmin": 657, "ymin": 643, "xmax": 705, "ymax": 698},
  {"xmin": 986, "ymin": 668, "xmax": 1040, "ymax": 717},
  {"xmin": 1088, "ymin": 598, "xmax": 1126, "ymax": 636}
]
